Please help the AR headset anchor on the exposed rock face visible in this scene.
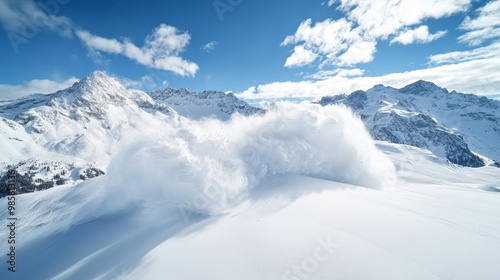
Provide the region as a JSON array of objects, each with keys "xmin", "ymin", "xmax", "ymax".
[{"xmin": 317, "ymin": 80, "xmax": 500, "ymax": 167}]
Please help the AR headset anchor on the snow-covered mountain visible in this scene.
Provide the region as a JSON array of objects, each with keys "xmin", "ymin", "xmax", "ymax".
[
  {"xmin": 1, "ymin": 72, "xmax": 500, "ymax": 280},
  {"xmin": 317, "ymin": 80, "xmax": 500, "ymax": 167},
  {"xmin": 148, "ymin": 87, "xmax": 264, "ymax": 120},
  {"xmin": 0, "ymin": 71, "xmax": 263, "ymax": 197}
]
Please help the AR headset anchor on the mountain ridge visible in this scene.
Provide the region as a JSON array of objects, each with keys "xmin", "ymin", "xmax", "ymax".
[
  {"xmin": 1, "ymin": 72, "xmax": 498, "ymax": 199},
  {"xmin": 0, "ymin": 71, "xmax": 264, "ymax": 197},
  {"xmin": 317, "ymin": 80, "xmax": 500, "ymax": 167}
]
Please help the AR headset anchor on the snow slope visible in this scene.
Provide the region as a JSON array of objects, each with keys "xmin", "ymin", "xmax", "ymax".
[
  {"xmin": 1, "ymin": 139, "xmax": 499, "ymax": 280},
  {"xmin": 0, "ymin": 72, "xmax": 264, "ymax": 196}
]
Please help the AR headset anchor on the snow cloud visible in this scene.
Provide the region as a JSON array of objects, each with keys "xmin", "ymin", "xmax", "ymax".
[
  {"xmin": 77, "ymin": 25, "xmax": 199, "ymax": 77},
  {"xmin": 93, "ymin": 103, "xmax": 396, "ymax": 218},
  {"xmin": 283, "ymin": 0, "xmax": 471, "ymax": 67},
  {"xmin": 9, "ymin": 102, "xmax": 395, "ymax": 244}
]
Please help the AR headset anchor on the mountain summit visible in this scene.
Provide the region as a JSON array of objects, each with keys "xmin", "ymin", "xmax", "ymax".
[
  {"xmin": 0, "ymin": 71, "xmax": 264, "ymax": 197},
  {"xmin": 399, "ymin": 80, "xmax": 448, "ymax": 96},
  {"xmin": 317, "ymin": 81, "xmax": 500, "ymax": 167},
  {"xmin": 66, "ymin": 71, "xmax": 130, "ymax": 101}
]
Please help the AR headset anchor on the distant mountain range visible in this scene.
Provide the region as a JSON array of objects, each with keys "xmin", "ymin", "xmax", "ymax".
[
  {"xmin": 1, "ymin": 72, "xmax": 498, "ymax": 197},
  {"xmin": 316, "ymin": 80, "xmax": 500, "ymax": 167}
]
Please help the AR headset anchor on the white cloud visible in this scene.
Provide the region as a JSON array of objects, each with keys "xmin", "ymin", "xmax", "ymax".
[
  {"xmin": 459, "ymin": 0, "xmax": 500, "ymax": 45},
  {"xmin": 284, "ymin": 45, "xmax": 318, "ymax": 67},
  {"xmin": 77, "ymin": 24, "xmax": 199, "ymax": 77},
  {"xmin": 339, "ymin": 0, "xmax": 470, "ymax": 39},
  {"xmin": 76, "ymin": 30, "xmax": 123, "ymax": 53},
  {"xmin": 202, "ymin": 41, "xmax": 217, "ymax": 53},
  {"xmin": 0, "ymin": 1, "xmax": 200, "ymax": 74},
  {"xmin": 283, "ymin": 0, "xmax": 471, "ymax": 68},
  {"xmin": 429, "ymin": 41, "xmax": 500, "ymax": 65},
  {"xmin": 119, "ymin": 75, "xmax": 157, "ymax": 90},
  {"xmin": 0, "ymin": 0, "xmax": 73, "ymax": 53},
  {"xmin": 281, "ymin": 18, "xmax": 371, "ymax": 67},
  {"xmin": 0, "ymin": 0, "xmax": 72, "ymax": 36},
  {"xmin": 337, "ymin": 39, "xmax": 376, "ymax": 65},
  {"xmin": 391, "ymin": 26, "xmax": 447, "ymax": 45},
  {"xmin": 327, "ymin": 0, "xmax": 337, "ymax": 7},
  {"xmin": 306, "ymin": 68, "xmax": 365, "ymax": 79},
  {"xmin": 236, "ymin": 58, "xmax": 500, "ymax": 100},
  {"xmin": 0, "ymin": 77, "xmax": 79, "ymax": 100}
]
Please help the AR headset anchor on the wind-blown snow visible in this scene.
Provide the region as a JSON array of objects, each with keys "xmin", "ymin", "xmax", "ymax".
[
  {"xmin": 103, "ymin": 102, "xmax": 394, "ymax": 215},
  {"xmin": 11, "ymin": 103, "xmax": 395, "ymax": 246}
]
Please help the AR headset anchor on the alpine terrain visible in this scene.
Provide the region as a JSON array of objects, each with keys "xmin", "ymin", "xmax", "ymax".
[
  {"xmin": 317, "ymin": 80, "xmax": 500, "ymax": 167},
  {"xmin": 0, "ymin": 72, "xmax": 499, "ymax": 280}
]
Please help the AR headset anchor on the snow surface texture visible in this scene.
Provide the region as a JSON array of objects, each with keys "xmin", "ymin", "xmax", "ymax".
[
  {"xmin": 1, "ymin": 140, "xmax": 499, "ymax": 280},
  {"xmin": 317, "ymin": 80, "xmax": 500, "ymax": 167}
]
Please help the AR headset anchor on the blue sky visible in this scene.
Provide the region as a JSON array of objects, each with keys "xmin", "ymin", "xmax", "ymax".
[{"xmin": 0, "ymin": 0, "xmax": 499, "ymax": 100}]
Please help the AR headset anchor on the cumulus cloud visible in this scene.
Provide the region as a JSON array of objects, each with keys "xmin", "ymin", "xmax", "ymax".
[
  {"xmin": 391, "ymin": 26, "xmax": 447, "ymax": 45},
  {"xmin": 282, "ymin": 0, "xmax": 471, "ymax": 68},
  {"xmin": 339, "ymin": 0, "xmax": 469, "ymax": 38},
  {"xmin": 458, "ymin": 0, "xmax": 500, "ymax": 46},
  {"xmin": 282, "ymin": 18, "xmax": 370, "ymax": 67},
  {"xmin": 236, "ymin": 58, "xmax": 500, "ymax": 100},
  {"xmin": 0, "ymin": 77, "xmax": 80, "ymax": 100},
  {"xmin": 284, "ymin": 45, "xmax": 318, "ymax": 67},
  {"xmin": 0, "ymin": 0, "xmax": 200, "ymax": 74},
  {"xmin": 77, "ymin": 25, "xmax": 199, "ymax": 77},
  {"xmin": 202, "ymin": 41, "xmax": 217, "ymax": 53}
]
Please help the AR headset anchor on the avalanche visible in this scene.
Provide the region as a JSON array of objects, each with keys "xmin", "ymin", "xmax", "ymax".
[{"xmin": 0, "ymin": 72, "xmax": 499, "ymax": 280}]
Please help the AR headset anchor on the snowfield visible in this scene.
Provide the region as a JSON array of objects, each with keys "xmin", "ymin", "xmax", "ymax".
[{"xmin": 1, "ymin": 101, "xmax": 500, "ymax": 280}]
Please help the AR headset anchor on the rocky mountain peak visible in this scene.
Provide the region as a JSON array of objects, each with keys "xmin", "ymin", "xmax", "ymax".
[
  {"xmin": 64, "ymin": 71, "xmax": 129, "ymax": 101},
  {"xmin": 147, "ymin": 87, "xmax": 264, "ymax": 120},
  {"xmin": 399, "ymin": 80, "xmax": 447, "ymax": 96},
  {"xmin": 317, "ymin": 80, "xmax": 500, "ymax": 167}
]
